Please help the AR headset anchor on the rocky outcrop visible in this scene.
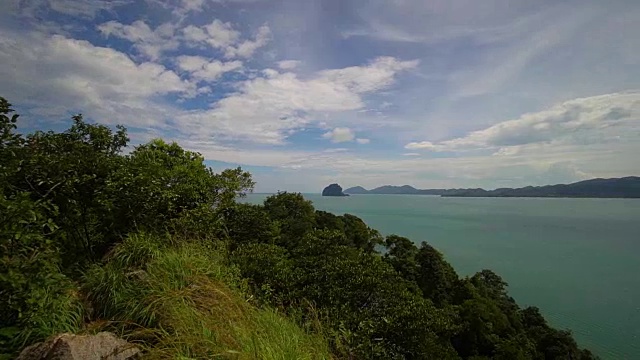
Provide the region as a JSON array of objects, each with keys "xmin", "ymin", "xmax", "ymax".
[
  {"xmin": 16, "ymin": 332, "xmax": 140, "ymax": 360},
  {"xmin": 322, "ymin": 183, "xmax": 348, "ymax": 197}
]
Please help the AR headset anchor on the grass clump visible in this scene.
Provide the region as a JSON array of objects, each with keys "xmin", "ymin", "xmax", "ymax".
[{"xmin": 82, "ymin": 232, "xmax": 331, "ymax": 360}]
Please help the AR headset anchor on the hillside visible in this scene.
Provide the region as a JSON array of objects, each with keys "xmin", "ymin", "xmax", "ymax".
[
  {"xmin": 1, "ymin": 97, "xmax": 597, "ymax": 359},
  {"xmin": 342, "ymin": 185, "xmax": 368, "ymax": 194},
  {"xmin": 345, "ymin": 177, "xmax": 640, "ymax": 198},
  {"xmin": 443, "ymin": 176, "xmax": 640, "ymax": 198}
]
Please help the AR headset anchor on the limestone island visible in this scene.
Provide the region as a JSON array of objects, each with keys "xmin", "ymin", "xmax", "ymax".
[{"xmin": 322, "ymin": 183, "xmax": 349, "ymax": 197}]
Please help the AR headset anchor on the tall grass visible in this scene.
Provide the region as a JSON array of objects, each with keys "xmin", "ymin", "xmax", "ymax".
[{"xmin": 82, "ymin": 233, "xmax": 331, "ymax": 359}]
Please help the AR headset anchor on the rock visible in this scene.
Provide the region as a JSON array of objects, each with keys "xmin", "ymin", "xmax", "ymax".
[
  {"xmin": 322, "ymin": 183, "xmax": 349, "ymax": 197},
  {"xmin": 16, "ymin": 332, "xmax": 140, "ymax": 360}
]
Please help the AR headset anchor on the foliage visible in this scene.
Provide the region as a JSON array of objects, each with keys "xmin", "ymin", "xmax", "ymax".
[
  {"xmin": 220, "ymin": 203, "xmax": 279, "ymax": 250},
  {"xmin": 263, "ymin": 192, "xmax": 316, "ymax": 246},
  {"xmin": 0, "ymin": 98, "xmax": 23, "ymax": 190},
  {"xmin": 0, "ymin": 193, "xmax": 82, "ymax": 354},
  {"xmin": 0, "ymin": 99, "xmax": 85, "ymax": 354},
  {"xmin": 415, "ymin": 241, "xmax": 459, "ymax": 306},
  {"xmin": 314, "ymin": 211, "xmax": 383, "ymax": 252},
  {"xmin": 109, "ymin": 139, "xmax": 253, "ymax": 235}
]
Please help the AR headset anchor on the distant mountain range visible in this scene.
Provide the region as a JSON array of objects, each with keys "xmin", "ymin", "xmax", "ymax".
[{"xmin": 343, "ymin": 177, "xmax": 640, "ymax": 198}]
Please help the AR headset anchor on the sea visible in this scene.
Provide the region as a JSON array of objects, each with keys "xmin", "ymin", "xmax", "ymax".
[{"xmin": 242, "ymin": 193, "xmax": 640, "ymax": 359}]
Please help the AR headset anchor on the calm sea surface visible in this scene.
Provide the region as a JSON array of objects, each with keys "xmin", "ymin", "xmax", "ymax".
[{"xmin": 243, "ymin": 193, "xmax": 640, "ymax": 359}]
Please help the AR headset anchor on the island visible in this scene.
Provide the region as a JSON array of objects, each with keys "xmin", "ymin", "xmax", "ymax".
[
  {"xmin": 344, "ymin": 176, "xmax": 640, "ymax": 198},
  {"xmin": 322, "ymin": 183, "xmax": 349, "ymax": 197}
]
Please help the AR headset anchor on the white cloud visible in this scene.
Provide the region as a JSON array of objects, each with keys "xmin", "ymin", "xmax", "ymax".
[
  {"xmin": 323, "ymin": 127, "xmax": 356, "ymax": 143},
  {"xmin": 177, "ymin": 0, "xmax": 205, "ymax": 13},
  {"xmin": 181, "ymin": 25, "xmax": 210, "ymax": 43},
  {"xmin": 225, "ymin": 24, "xmax": 271, "ymax": 58},
  {"xmin": 0, "ymin": 31, "xmax": 195, "ymax": 128},
  {"xmin": 177, "ymin": 56, "xmax": 418, "ymax": 144},
  {"xmin": 405, "ymin": 141, "xmax": 436, "ymax": 150},
  {"xmin": 98, "ymin": 20, "xmax": 179, "ymax": 60},
  {"xmin": 414, "ymin": 92, "xmax": 640, "ymax": 152},
  {"xmin": 323, "ymin": 148, "xmax": 349, "ymax": 153},
  {"xmin": 318, "ymin": 56, "xmax": 419, "ymax": 92},
  {"xmin": 177, "ymin": 55, "xmax": 243, "ymax": 82},
  {"xmin": 182, "ymin": 20, "xmax": 271, "ymax": 59},
  {"xmin": 277, "ymin": 60, "xmax": 301, "ymax": 70},
  {"xmin": 356, "ymin": 138, "xmax": 370, "ymax": 144},
  {"xmin": 262, "ymin": 69, "xmax": 279, "ymax": 78},
  {"xmin": 202, "ymin": 19, "xmax": 241, "ymax": 48}
]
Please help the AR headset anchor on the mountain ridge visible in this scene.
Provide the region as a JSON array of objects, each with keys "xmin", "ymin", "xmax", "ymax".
[{"xmin": 343, "ymin": 176, "xmax": 640, "ymax": 198}]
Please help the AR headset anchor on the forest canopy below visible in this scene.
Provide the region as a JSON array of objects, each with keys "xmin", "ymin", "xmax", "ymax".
[{"xmin": 1, "ymin": 97, "xmax": 597, "ymax": 359}]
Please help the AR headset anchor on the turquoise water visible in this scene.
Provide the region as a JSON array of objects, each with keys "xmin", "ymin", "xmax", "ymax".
[{"xmin": 243, "ymin": 193, "xmax": 640, "ymax": 359}]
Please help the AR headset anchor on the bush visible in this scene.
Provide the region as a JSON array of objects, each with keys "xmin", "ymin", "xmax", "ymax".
[{"xmin": 0, "ymin": 193, "xmax": 83, "ymax": 355}]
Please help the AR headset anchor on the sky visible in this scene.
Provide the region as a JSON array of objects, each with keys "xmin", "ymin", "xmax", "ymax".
[{"xmin": 1, "ymin": 0, "xmax": 639, "ymax": 193}]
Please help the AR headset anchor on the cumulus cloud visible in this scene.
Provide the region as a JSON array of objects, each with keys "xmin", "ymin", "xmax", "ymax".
[
  {"xmin": 356, "ymin": 138, "xmax": 370, "ymax": 144},
  {"xmin": 0, "ymin": 31, "xmax": 195, "ymax": 128},
  {"xmin": 323, "ymin": 127, "xmax": 356, "ymax": 143},
  {"xmin": 97, "ymin": 17, "xmax": 271, "ymax": 61},
  {"xmin": 196, "ymin": 20, "xmax": 240, "ymax": 48},
  {"xmin": 98, "ymin": 20, "xmax": 179, "ymax": 60},
  {"xmin": 318, "ymin": 56, "xmax": 419, "ymax": 92},
  {"xmin": 225, "ymin": 24, "xmax": 271, "ymax": 58},
  {"xmin": 182, "ymin": 20, "xmax": 271, "ymax": 59},
  {"xmin": 177, "ymin": 56, "xmax": 418, "ymax": 144},
  {"xmin": 176, "ymin": 55, "xmax": 242, "ymax": 82},
  {"xmin": 405, "ymin": 141, "xmax": 436, "ymax": 150},
  {"xmin": 407, "ymin": 92, "xmax": 640, "ymax": 152}
]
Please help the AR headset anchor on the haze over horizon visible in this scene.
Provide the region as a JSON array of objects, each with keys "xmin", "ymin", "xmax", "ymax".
[{"xmin": 2, "ymin": 0, "xmax": 639, "ymax": 192}]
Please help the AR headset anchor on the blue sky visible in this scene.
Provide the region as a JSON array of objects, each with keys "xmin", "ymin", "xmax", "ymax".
[{"xmin": 1, "ymin": 0, "xmax": 639, "ymax": 192}]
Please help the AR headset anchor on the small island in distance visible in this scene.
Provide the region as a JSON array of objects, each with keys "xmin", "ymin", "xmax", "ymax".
[
  {"xmin": 322, "ymin": 183, "xmax": 349, "ymax": 197},
  {"xmin": 343, "ymin": 176, "xmax": 640, "ymax": 198}
]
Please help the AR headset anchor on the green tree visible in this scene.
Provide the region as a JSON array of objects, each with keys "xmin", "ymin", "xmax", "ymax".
[
  {"xmin": 0, "ymin": 100, "xmax": 83, "ymax": 352},
  {"xmin": 0, "ymin": 193, "xmax": 82, "ymax": 352},
  {"xmin": 277, "ymin": 230, "xmax": 458, "ymax": 359},
  {"xmin": 415, "ymin": 241, "xmax": 459, "ymax": 306},
  {"xmin": 383, "ymin": 235, "xmax": 420, "ymax": 283},
  {"xmin": 110, "ymin": 139, "xmax": 253, "ymax": 234},
  {"xmin": 0, "ymin": 97, "xmax": 23, "ymax": 191},
  {"xmin": 315, "ymin": 210, "xmax": 345, "ymax": 233},
  {"xmin": 232, "ymin": 243, "xmax": 296, "ymax": 306},
  {"xmin": 263, "ymin": 192, "xmax": 315, "ymax": 247},
  {"xmin": 452, "ymin": 296, "xmax": 514, "ymax": 357},
  {"xmin": 471, "ymin": 270, "xmax": 522, "ymax": 331},
  {"xmin": 221, "ymin": 203, "xmax": 279, "ymax": 249},
  {"xmin": 10, "ymin": 115, "xmax": 128, "ymax": 268},
  {"xmin": 341, "ymin": 213, "xmax": 383, "ymax": 252}
]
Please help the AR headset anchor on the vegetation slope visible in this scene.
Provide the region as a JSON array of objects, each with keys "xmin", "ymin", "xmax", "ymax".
[{"xmin": 1, "ymin": 97, "xmax": 597, "ymax": 359}]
